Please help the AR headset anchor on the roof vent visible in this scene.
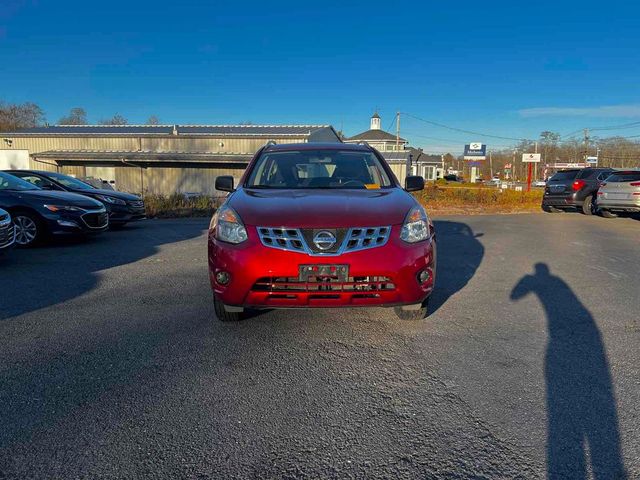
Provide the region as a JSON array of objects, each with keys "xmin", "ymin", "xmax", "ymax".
[{"xmin": 172, "ymin": 125, "xmax": 178, "ymax": 135}]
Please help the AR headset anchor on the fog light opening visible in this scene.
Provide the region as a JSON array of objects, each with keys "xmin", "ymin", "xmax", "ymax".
[
  {"xmin": 215, "ymin": 271, "xmax": 231, "ymax": 285},
  {"xmin": 418, "ymin": 269, "xmax": 431, "ymax": 284}
]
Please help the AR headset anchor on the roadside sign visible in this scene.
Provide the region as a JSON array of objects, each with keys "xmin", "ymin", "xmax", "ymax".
[
  {"xmin": 522, "ymin": 153, "xmax": 541, "ymax": 163},
  {"xmin": 464, "ymin": 142, "xmax": 487, "ymax": 161},
  {"xmin": 586, "ymin": 156, "xmax": 598, "ymax": 164}
]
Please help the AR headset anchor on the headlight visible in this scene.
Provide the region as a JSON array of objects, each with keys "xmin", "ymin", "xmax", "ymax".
[
  {"xmin": 211, "ymin": 205, "xmax": 248, "ymax": 244},
  {"xmin": 400, "ymin": 205, "xmax": 430, "ymax": 243},
  {"xmin": 94, "ymin": 194, "xmax": 126, "ymax": 205},
  {"xmin": 44, "ymin": 205, "xmax": 85, "ymax": 212}
]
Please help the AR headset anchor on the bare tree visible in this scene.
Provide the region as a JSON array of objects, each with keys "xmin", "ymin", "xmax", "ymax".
[
  {"xmin": 146, "ymin": 115, "xmax": 160, "ymax": 125},
  {"xmin": 0, "ymin": 101, "xmax": 46, "ymax": 130},
  {"xmin": 58, "ymin": 107, "xmax": 87, "ymax": 125},
  {"xmin": 99, "ymin": 114, "xmax": 128, "ymax": 125}
]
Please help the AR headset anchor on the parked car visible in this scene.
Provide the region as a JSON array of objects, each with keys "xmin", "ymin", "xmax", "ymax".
[
  {"xmin": 596, "ymin": 170, "xmax": 640, "ymax": 218},
  {"xmin": 0, "ymin": 208, "xmax": 16, "ymax": 254},
  {"xmin": 0, "ymin": 171, "xmax": 108, "ymax": 247},
  {"xmin": 5, "ymin": 170, "xmax": 145, "ymax": 227},
  {"xmin": 443, "ymin": 174, "xmax": 464, "ymax": 182},
  {"xmin": 542, "ymin": 167, "xmax": 615, "ymax": 215},
  {"xmin": 208, "ymin": 142, "xmax": 436, "ymax": 322}
]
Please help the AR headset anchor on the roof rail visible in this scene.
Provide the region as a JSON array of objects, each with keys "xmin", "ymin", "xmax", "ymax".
[{"xmin": 264, "ymin": 140, "xmax": 277, "ymax": 148}]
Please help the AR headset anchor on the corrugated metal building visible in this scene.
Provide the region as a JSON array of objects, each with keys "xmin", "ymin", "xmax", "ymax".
[{"xmin": 0, "ymin": 124, "xmax": 341, "ymax": 195}]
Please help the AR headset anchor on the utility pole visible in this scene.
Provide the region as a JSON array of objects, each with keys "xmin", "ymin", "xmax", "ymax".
[
  {"xmin": 534, "ymin": 142, "xmax": 538, "ymax": 181},
  {"xmin": 583, "ymin": 128, "xmax": 589, "ymax": 163},
  {"xmin": 396, "ymin": 112, "xmax": 400, "ymax": 152},
  {"xmin": 489, "ymin": 150, "xmax": 493, "ymax": 178}
]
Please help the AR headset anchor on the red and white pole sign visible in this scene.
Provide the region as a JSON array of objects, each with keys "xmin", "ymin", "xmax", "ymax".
[{"xmin": 522, "ymin": 154, "xmax": 541, "ymax": 191}]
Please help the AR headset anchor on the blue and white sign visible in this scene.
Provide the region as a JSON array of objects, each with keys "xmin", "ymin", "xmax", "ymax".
[
  {"xmin": 464, "ymin": 142, "xmax": 487, "ymax": 161},
  {"xmin": 586, "ymin": 156, "xmax": 598, "ymax": 164}
]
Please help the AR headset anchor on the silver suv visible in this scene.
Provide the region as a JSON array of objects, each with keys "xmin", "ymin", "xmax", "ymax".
[{"xmin": 597, "ymin": 170, "xmax": 640, "ymax": 218}]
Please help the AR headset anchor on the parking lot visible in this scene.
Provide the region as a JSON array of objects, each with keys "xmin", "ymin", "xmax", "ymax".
[{"xmin": 1, "ymin": 214, "xmax": 639, "ymax": 478}]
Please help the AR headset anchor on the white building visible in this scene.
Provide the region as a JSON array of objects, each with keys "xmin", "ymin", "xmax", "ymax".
[{"xmin": 344, "ymin": 112, "xmax": 442, "ymax": 181}]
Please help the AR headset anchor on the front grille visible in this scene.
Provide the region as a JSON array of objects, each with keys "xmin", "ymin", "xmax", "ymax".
[
  {"xmin": 0, "ymin": 221, "xmax": 15, "ymax": 248},
  {"xmin": 257, "ymin": 226, "xmax": 391, "ymax": 256},
  {"xmin": 258, "ymin": 228, "xmax": 306, "ymax": 252},
  {"xmin": 81, "ymin": 211, "xmax": 109, "ymax": 229},
  {"xmin": 252, "ymin": 276, "xmax": 395, "ymax": 292},
  {"xmin": 127, "ymin": 200, "xmax": 144, "ymax": 209}
]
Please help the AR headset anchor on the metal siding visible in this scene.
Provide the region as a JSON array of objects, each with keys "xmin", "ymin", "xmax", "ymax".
[{"xmin": 115, "ymin": 166, "xmax": 247, "ymax": 196}]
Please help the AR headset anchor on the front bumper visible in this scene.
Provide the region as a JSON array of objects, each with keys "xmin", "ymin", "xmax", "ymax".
[
  {"xmin": 208, "ymin": 225, "xmax": 436, "ymax": 308},
  {"xmin": 106, "ymin": 203, "xmax": 146, "ymax": 224},
  {"xmin": 44, "ymin": 208, "xmax": 109, "ymax": 235},
  {"xmin": 0, "ymin": 219, "xmax": 16, "ymax": 251}
]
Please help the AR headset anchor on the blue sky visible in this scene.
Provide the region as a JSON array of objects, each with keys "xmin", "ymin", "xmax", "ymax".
[{"xmin": 1, "ymin": 0, "xmax": 639, "ymax": 153}]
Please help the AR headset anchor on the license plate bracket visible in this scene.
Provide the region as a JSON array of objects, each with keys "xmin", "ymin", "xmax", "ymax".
[{"xmin": 299, "ymin": 264, "xmax": 349, "ymax": 282}]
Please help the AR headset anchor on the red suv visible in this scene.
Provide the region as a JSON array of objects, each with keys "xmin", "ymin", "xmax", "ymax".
[{"xmin": 208, "ymin": 142, "xmax": 436, "ymax": 321}]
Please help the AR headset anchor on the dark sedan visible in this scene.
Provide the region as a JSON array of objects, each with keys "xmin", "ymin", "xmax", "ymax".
[
  {"xmin": 0, "ymin": 172, "xmax": 108, "ymax": 247},
  {"xmin": 5, "ymin": 170, "xmax": 146, "ymax": 227}
]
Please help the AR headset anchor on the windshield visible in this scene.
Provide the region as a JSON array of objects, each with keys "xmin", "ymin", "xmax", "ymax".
[
  {"xmin": 45, "ymin": 171, "xmax": 95, "ymax": 190},
  {"xmin": 0, "ymin": 172, "xmax": 41, "ymax": 191},
  {"xmin": 246, "ymin": 150, "xmax": 393, "ymax": 189}
]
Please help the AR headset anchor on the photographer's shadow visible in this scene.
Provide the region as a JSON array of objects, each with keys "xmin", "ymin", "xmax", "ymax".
[{"xmin": 511, "ymin": 263, "xmax": 626, "ymax": 479}]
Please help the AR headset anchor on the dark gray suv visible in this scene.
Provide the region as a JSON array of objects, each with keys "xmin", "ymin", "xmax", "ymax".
[{"xmin": 542, "ymin": 167, "xmax": 614, "ymax": 215}]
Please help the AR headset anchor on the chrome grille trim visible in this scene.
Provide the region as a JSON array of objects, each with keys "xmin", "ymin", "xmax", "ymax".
[
  {"xmin": 343, "ymin": 227, "xmax": 390, "ymax": 253},
  {"xmin": 0, "ymin": 222, "xmax": 16, "ymax": 249},
  {"xmin": 257, "ymin": 226, "xmax": 391, "ymax": 256},
  {"xmin": 257, "ymin": 228, "xmax": 306, "ymax": 253}
]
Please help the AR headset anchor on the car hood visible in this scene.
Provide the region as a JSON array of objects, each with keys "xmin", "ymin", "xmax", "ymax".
[
  {"xmin": 17, "ymin": 190, "xmax": 104, "ymax": 209},
  {"xmin": 229, "ymin": 188, "xmax": 416, "ymax": 227},
  {"xmin": 77, "ymin": 189, "xmax": 141, "ymax": 201}
]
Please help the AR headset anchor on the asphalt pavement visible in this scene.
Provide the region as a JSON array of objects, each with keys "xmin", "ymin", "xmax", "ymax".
[{"xmin": 0, "ymin": 214, "xmax": 638, "ymax": 479}]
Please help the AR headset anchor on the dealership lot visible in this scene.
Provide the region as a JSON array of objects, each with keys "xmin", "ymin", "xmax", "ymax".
[{"xmin": 0, "ymin": 215, "xmax": 638, "ymax": 479}]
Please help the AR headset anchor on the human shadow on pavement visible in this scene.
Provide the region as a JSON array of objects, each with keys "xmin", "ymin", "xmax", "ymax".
[
  {"xmin": 429, "ymin": 221, "xmax": 484, "ymax": 314},
  {"xmin": 510, "ymin": 263, "xmax": 626, "ymax": 479},
  {"xmin": 0, "ymin": 219, "xmax": 206, "ymax": 320}
]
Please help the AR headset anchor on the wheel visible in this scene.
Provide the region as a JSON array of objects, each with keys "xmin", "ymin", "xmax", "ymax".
[
  {"xmin": 600, "ymin": 209, "xmax": 618, "ymax": 219},
  {"xmin": 213, "ymin": 295, "xmax": 243, "ymax": 322},
  {"xmin": 394, "ymin": 297, "xmax": 430, "ymax": 321},
  {"xmin": 581, "ymin": 195, "xmax": 596, "ymax": 215},
  {"xmin": 13, "ymin": 212, "xmax": 44, "ymax": 247}
]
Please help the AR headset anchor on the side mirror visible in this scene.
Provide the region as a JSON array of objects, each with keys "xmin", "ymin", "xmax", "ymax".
[
  {"xmin": 215, "ymin": 175, "xmax": 235, "ymax": 192},
  {"xmin": 405, "ymin": 175, "xmax": 425, "ymax": 192}
]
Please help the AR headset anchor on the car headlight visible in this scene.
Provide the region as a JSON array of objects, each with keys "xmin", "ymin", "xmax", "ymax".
[
  {"xmin": 211, "ymin": 205, "xmax": 248, "ymax": 244},
  {"xmin": 400, "ymin": 205, "xmax": 431, "ymax": 243},
  {"xmin": 44, "ymin": 205, "xmax": 85, "ymax": 212},
  {"xmin": 94, "ymin": 194, "xmax": 126, "ymax": 205}
]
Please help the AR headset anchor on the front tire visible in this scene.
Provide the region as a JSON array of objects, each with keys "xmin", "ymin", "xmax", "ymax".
[
  {"xmin": 213, "ymin": 296, "xmax": 243, "ymax": 322},
  {"xmin": 600, "ymin": 209, "xmax": 618, "ymax": 219},
  {"xmin": 394, "ymin": 297, "xmax": 430, "ymax": 321},
  {"xmin": 13, "ymin": 212, "xmax": 44, "ymax": 247}
]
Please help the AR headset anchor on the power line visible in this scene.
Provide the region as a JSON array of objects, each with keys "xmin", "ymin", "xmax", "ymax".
[
  {"xmin": 402, "ymin": 112, "xmax": 524, "ymax": 141},
  {"xmin": 403, "ymin": 130, "xmax": 514, "ymax": 147}
]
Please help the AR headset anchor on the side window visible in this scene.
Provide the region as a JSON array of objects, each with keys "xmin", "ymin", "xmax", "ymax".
[
  {"xmin": 18, "ymin": 175, "xmax": 54, "ymax": 189},
  {"xmin": 597, "ymin": 172, "xmax": 609, "ymax": 181}
]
